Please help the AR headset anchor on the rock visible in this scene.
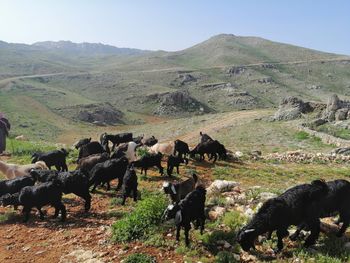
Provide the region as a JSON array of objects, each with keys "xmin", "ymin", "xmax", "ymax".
[
  {"xmin": 258, "ymin": 192, "xmax": 277, "ymax": 202},
  {"xmin": 235, "ymin": 151, "xmax": 244, "ymax": 157},
  {"xmin": 216, "ymin": 240, "xmax": 232, "ymax": 249},
  {"xmin": 244, "ymin": 208, "xmax": 255, "ymax": 219},
  {"xmin": 332, "ymin": 147, "xmax": 350, "ymax": 155},
  {"xmin": 335, "ymin": 108, "xmax": 348, "ymax": 121},
  {"xmin": 258, "ymin": 77, "xmax": 273, "ymax": 83},
  {"xmin": 226, "ymin": 66, "xmax": 245, "ymax": 75},
  {"xmin": 273, "ymin": 97, "xmax": 313, "ymax": 121},
  {"xmin": 207, "ymin": 180, "xmax": 240, "ymax": 195},
  {"xmin": 327, "ymin": 94, "xmax": 342, "ymax": 111},
  {"xmin": 309, "ymin": 118, "xmax": 327, "ymax": 127},
  {"xmin": 208, "ymin": 206, "xmax": 226, "ymax": 220}
]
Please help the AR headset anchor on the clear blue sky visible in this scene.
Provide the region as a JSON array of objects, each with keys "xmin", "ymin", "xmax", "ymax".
[{"xmin": 0, "ymin": 0, "xmax": 349, "ymax": 54}]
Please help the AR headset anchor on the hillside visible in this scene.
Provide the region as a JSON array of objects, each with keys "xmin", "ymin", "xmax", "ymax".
[{"xmin": 1, "ymin": 34, "xmax": 350, "ymax": 140}]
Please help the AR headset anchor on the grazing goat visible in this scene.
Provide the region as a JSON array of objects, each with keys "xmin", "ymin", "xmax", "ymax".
[
  {"xmin": 199, "ymin": 131, "xmax": 213, "ymax": 143},
  {"xmin": 31, "ymin": 148, "xmax": 69, "ymax": 171},
  {"xmin": 149, "ymin": 142, "xmax": 174, "ymax": 156},
  {"xmin": 167, "ymin": 155, "xmax": 187, "ymax": 176},
  {"xmin": 89, "ymin": 157, "xmax": 129, "ymax": 192},
  {"xmin": 141, "ymin": 136, "xmax": 158, "ymax": 147},
  {"xmin": 77, "ymin": 153, "xmax": 110, "ymax": 174},
  {"xmin": 74, "ymin": 137, "xmax": 91, "ymax": 149},
  {"xmin": 0, "ymin": 160, "xmax": 47, "ymax": 179},
  {"xmin": 174, "ymin": 139, "xmax": 190, "ymax": 159},
  {"xmin": 163, "ymin": 185, "xmax": 206, "ymax": 246},
  {"xmin": 290, "ymin": 179, "xmax": 350, "ymax": 240},
  {"xmin": 163, "ymin": 173, "xmax": 198, "ymax": 203},
  {"xmin": 77, "ymin": 141, "xmax": 105, "ymax": 161},
  {"xmin": 100, "ymin": 132, "xmax": 133, "ymax": 152},
  {"xmin": 121, "ymin": 166, "xmax": 138, "ymax": 205},
  {"xmin": 20, "ymin": 180, "xmax": 66, "ymax": 222},
  {"xmin": 133, "ymin": 135, "xmax": 144, "ymax": 144},
  {"xmin": 132, "ymin": 152, "xmax": 163, "ymax": 176},
  {"xmin": 190, "ymin": 140, "xmax": 227, "ymax": 163},
  {"xmin": 237, "ymin": 180, "xmax": 329, "ymax": 252},
  {"xmin": 0, "ymin": 176, "xmax": 36, "ymax": 197},
  {"xmin": 111, "ymin": 142, "xmax": 138, "ymax": 162},
  {"xmin": 31, "ymin": 169, "xmax": 92, "ymax": 212}
]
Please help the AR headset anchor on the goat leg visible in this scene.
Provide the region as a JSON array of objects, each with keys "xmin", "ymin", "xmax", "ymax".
[
  {"xmin": 290, "ymin": 223, "xmax": 306, "ymax": 241},
  {"xmin": 176, "ymin": 226, "xmax": 181, "ymax": 241},
  {"xmin": 304, "ymin": 219, "xmax": 320, "ymax": 247},
  {"xmin": 184, "ymin": 224, "xmax": 191, "ymax": 246},
  {"xmin": 337, "ymin": 216, "xmax": 350, "ymax": 237},
  {"xmin": 275, "ymin": 228, "xmax": 289, "ymax": 252}
]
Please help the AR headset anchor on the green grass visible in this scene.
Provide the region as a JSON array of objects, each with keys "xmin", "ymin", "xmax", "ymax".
[{"xmin": 314, "ymin": 123, "xmax": 350, "ymax": 140}]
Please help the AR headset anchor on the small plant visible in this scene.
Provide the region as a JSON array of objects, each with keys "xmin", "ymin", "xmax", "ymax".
[
  {"xmin": 200, "ymin": 230, "xmax": 236, "ymax": 254},
  {"xmin": 294, "ymin": 131, "xmax": 309, "ymax": 140},
  {"xmin": 111, "ymin": 195, "xmax": 167, "ymax": 242},
  {"xmin": 137, "ymin": 147, "xmax": 150, "ymax": 158},
  {"xmin": 123, "ymin": 253, "xmax": 156, "ymax": 263},
  {"xmin": 215, "ymin": 251, "xmax": 238, "ymax": 263},
  {"xmin": 222, "ymin": 211, "xmax": 246, "ymax": 231}
]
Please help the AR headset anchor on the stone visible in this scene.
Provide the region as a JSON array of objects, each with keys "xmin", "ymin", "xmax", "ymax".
[
  {"xmin": 208, "ymin": 206, "xmax": 226, "ymax": 220},
  {"xmin": 273, "ymin": 96, "xmax": 312, "ymax": 121},
  {"xmin": 335, "ymin": 108, "xmax": 348, "ymax": 121},
  {"xmin": 207, "ymin": 180, "xmax": 240, "ymax": 195},
  {"xmin": 258, "ymin": 192, "xmax": 277, "ymax": 201}
]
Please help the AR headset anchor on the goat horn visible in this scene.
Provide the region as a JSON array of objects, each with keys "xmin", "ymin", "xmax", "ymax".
[{"xmin": 244, "ymin": 228, "xmax": 255, "ymax": 233}]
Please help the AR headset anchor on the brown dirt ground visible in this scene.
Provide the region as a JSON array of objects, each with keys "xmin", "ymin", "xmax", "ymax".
[{"xmin": 0, "ymin": 159, "xmax": 220, "ymax": 263}]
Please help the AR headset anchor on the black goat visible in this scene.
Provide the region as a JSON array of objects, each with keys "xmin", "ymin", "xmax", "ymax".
[
  {"xmin": 78, "ymin": 141, "xmax": 105, "ymax": 161},
  {"xmin": 0, "ymin": 176, "xmax": 36, "ymax": 197},
  {"xmin": 75, "ymin": 137, "xmax": 91, "ymax": 149},
  {"xmin": 290, "ymin": 179, "xmax": 350, "ymax": 240},
  {"xmin": 132, "ymin": 152, "xmax": 163, "ymax": 176},
  {"xmin": 190, "ymin": 140, "xmax": 227, "ymax": 163},
  {"xmin": 199, "ymin": 131, "xmax": 213, "ymax": 143},
  {"xmin": 174, "ymin": 139, "xmax": 190, "ymax": 159},
  {"xmin": 141, "ymin": 136, "xmax": 158, "ymax": 147},
  {"xmin": 163, "ymin": 173, "xmax": 198, "ymax": 203},
  {"xmin": 77, "ymin": 153, "xmax": 110, "ymax": 174},
  {"xmin": 121, "ymin": 166, "xmax": 138, "ymax": 205},
  {"xmin": 31, "ymin": 148, "xmax": 69, "ymax": 171},
  {"xmin": 133, "ymin": 135, "xmax": 144, "ymax": 144},
  {"xmin": 237, "ymin": 180, "xmax": 329, "ymax": 252},
  {"xmin": 163, "ymin": 185, "xmax": 206, "ymax": 246},
  {"xmin": 89, "ymin": 157, "xmax": 129, "ymax": 192},
  {"xmin": 100, "ymin": 132, "xmax": 133, "ymax": 152},
  {"xmin": 167, "ymin": 155, "xmax": 187, "ymax": 176},
  {"xmin": 30, "ymin": 169, "xmax": 91, "ymax": 212}
]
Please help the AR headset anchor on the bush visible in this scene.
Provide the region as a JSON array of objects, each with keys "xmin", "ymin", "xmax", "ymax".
[
  {"xmin": 123, "ymin": 253, "xmax": 156, "ymax": 263},
  {"xmin": 215, "ymin": 251, "xmax": 238, "ymax": 263},
  {"xmin": 200, "ymin": 230, "xmax": 236, "ymax": 254},
  {"xmin": 137, "ymin": 147, "xmax": 150, "ymax": 158},
  {"xmin": 294, "ymin": 131, "xmax": 309, "ymax": 140},
  {"xmin": 111, "ymin": 195, "xmax": 167, "ymax": 242},
  {"xmin": 222, "ymin": 211, "xmax": 246, "ymax": 231}
]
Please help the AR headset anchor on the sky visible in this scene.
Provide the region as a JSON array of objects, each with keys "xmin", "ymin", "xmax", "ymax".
[{"xmin": 0, "ymin": 0, "xmax": 349, "ymax": 55}]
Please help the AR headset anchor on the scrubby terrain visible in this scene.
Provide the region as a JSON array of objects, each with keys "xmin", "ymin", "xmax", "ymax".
[{"xmin": 1, "ymin": 34, "xmax": 350, "ymax": 262}]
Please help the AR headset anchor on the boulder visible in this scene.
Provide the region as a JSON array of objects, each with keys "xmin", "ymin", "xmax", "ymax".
[
  {"xmin": 273, "ymin": 97, "xmax": 312, "ymax": 121},
  {"xmin": 258, "ymin": 192, "xmax": 277, "ymax": 202},
  {"xmin": 208, "ymin": 206, "xmax": 226, "ymax": 221},
  {"xmin": 335, "ymin": 108, "xmax": 348, "ymax": 121},
  {"xmin": 207, "ymin": 180, "xmax": 240, "ymax": 195}
]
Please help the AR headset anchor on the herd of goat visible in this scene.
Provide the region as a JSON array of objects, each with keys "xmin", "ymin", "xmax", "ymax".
[{"xmin": 0, "ymin": 131, "xmax": 350, "ymax": 252}]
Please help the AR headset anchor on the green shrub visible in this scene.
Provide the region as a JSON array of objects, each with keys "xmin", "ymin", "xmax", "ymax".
[
  {"xmin": 222, "ymin": 211, "xmax": 246, "ymax": 231},
  {"xmin": 123, "ymin": 253, "xmax": 156, "ymax": 263},
  {"xmin": 294, "ymin": 131, "xmax": 309, "ymax": 140},
  {"xmin": 215, "ymin": 251, "xmax": 238, "ymax": 263},
  {"xmin": 111, "ymin": 195, "xmax": 167, "ymax": 242},
  {"xmin": 137, "ymin": 147, "xmax": 150, "ymax": 158},
  {"xmin": 200, "ymin": 230, "xmax": 236, "ymax": 254}
]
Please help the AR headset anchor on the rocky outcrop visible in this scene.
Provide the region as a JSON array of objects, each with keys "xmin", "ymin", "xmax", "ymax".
[
  {"xmin": 152, "ymin": 90, "xmax": 210, "ymax": 116},
  {"xmin": 226, "ymin": 66, "xmax": 246, "ymax": 76},
  {"xmin": 273, "ymin": 97, "xmax": 313, "ymax": 121},
  {"xmin": 322, "ymin": 94, "xmax": 350, "ymax": 122},
  {"xmin": 56, "ymin": 103, "xmax": 124, "ymax": 125}
]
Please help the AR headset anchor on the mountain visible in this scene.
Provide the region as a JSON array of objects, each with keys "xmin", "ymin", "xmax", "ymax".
[
  {"xmin": 32, "ymin": 40, "xmax": 149, "ymax": 56},
  {"xmin": 1, "ymin": 34, "xmax": 350, "ymax": 140}
]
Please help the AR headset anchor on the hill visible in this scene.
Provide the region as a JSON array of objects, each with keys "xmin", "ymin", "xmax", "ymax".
[{"xmin": 1, "ymin": 34, "xmax": 350, "ymax": 140}]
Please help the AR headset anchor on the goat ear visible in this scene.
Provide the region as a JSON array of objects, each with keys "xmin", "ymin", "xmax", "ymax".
[{"xmin": 175, "ymin": 210, "xmax": 182, "ymax": 225}]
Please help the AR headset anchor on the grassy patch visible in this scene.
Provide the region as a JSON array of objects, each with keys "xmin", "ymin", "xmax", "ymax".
[
  {"xmin": 123, "ymin": 253, "xmax": 156, "ymax": 263},
  {"xmin": 0, "ymin": 211, "xmax": 16, "ymax": 223},
  {"xmin": 314, "ymin": 123, "xmax": 350, "ymax": 140}
]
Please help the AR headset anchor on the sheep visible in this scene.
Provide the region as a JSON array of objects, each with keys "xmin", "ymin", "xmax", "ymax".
[
  {"xmin": 31, "ymin": 148, "xmax": 69, "ymax": 171},
  {"xmin": 237, "ymin": 180, "xmax": 329, "ymax": 252},
  {"xmin": 167, "ymin": 155, "xmax": 188, "ymax": 177},
  {"xmin": 19, "ymin": 180, "xmax": 66, "ymax": 222},
  {"xmin": 149, "ymin": 142, "xmax": 174, "ymax": 156},
  {"xmin": 199, "ymin": 131, "xmax": 213, "ymax": 143},
  {"xmin": 30, "ymin": 169, "xmax": 92, "ymax": 212},
  {"xmin": 100, "ymin": 132, "xmax": 133, "ymax": 152},
  {"xmin": 77, "ymin": 141, "xmax": 105, "ymax": 161},
  {"xmin": 163, "ymin": 173, "xmax": 198, "ymax": 203},
  {"xmin": 174, "ymin": 139, "xmax": 190, "ymax": 159},
  {"xmin": 121, "ymin": 165, "xmax": 138, "ymax": 205},
  {"xmin": 76, "ymin": 152, "xmax": 110, "ymax": 174},
  {"xmin": 163, "ymin": 185, "xmax": 206, "ymax": 246},
  {"xmin": 290, "ymin": 179, "xmax": 350, "ymax": 240},
  {"xmin": 111, "ymin": 141, "xmax": 138, "ymax": 162},
  {"xmin": 190, "ymin": 140, "xmax": 227, "ymax": 163},
  {"xmin": 132, "ymin": 152, "xmax": 164, "ymax": 176},
  {"xmin": 89, "ymin": 157, "xmax": 129, "ymax": 192},
  {"xmin": 0, "ymin": 176, "xmax": 36, "ymax": 197},
  {"xmin": 141, "ymin": 136, "xmax": 158, "ymax": 147},
  {"xmin": 0, "ymin": 160, "xmax": 48, "ymax": 179},
  {"xmin": 74, "ymin": 137, "xmax": 91, "ymax": 149}
]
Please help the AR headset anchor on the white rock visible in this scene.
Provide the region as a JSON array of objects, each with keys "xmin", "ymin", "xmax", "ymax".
[
  {"xmin": 208, "ymin": 206, "xmax": 226, "ymax": 220},
  {"xmin": 244, "ymin": 208, "xmax": 255, "ymax": 219},
  {"xmin": 207, "ymin": 180, "xmax": 240, "ymax": 195},
  {"xmin": 258, "ymin": 192, "xmax": 277, "ymax": 201}
]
